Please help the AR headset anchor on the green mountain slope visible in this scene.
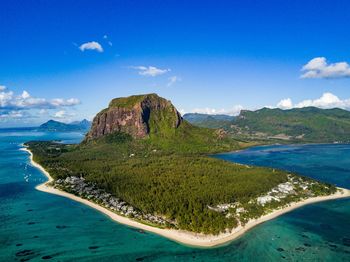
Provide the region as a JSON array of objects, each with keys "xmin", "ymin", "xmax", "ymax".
[
  {"xmin": 183, "ymin": 113, "xmax": 234, "ymax": 129},
  {"xmin": 233, "ymin": 107, "xmax": 350, "ymax": 143}
]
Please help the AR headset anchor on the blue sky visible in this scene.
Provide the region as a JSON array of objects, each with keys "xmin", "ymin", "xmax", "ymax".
[{"xmin": 1, "ymin": 0, "xmax": 350, "ymax": 127}]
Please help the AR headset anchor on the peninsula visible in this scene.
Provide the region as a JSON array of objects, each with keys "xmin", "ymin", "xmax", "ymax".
[{"xmin": 24, "ymin": 94, "xmax": 350, "ymax": 247}]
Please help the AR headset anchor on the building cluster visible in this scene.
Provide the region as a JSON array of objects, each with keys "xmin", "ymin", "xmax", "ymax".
[
  {"xmin": 54, "ymin": 176, "xmax": 171, "ymax": 226},
  {"xmin": 209, "ymin": 175, "xmax": 317, "ymax": 220},
  {"xmin": 208, "ymin": 203, "xmax": 246, "ymax": 219},
  {"xmin": 256, "ymin": 175, "xmax": 313, "ymax": 206}
]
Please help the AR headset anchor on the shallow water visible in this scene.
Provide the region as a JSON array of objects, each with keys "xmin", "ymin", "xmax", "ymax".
[{"xmin": 1, "ymin": 131, "xmax": 349, "ymax": 261}]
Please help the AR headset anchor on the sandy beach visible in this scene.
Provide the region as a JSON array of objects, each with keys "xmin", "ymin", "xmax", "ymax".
[{"xmin": 21, "ymin": 147, "xmax": 350, "ymax": 248}]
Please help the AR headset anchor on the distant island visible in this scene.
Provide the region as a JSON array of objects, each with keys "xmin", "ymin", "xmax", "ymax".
[
  {"xmin": 38, "ymin": 119, "xmax": 91, "ymax": 132},
  {"xmin": 24, "ymin": 94, "xmax": 350, "ymax": 247}
]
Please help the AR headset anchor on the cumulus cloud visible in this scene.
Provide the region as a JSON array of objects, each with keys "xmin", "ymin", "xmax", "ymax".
[
  {"xmin": 130, "ymin": 66, "xmax": 170, "ymax": 77},
  {"xmin": 54, "ymin": 110, "xmax": 66, "ymax": 118},
  {"xmin": 167, "ymin": 76, "xmax": 181, "ymax": 87},
  {"xmin": 52, "ymin": 110, "xmax": 77, "ymax": 123},
  {"xmin": 79, "ymin": 41, "xmax": 104, "ymax": 52},
  {"xmin": 53, "ymin": 110, "xmax": 76, "ymax": 119},
  {"xmin": 276, "ymin": 92, "xmax": 350, "ymax": 110},
  {"xmin": 301, "ymin": 57, "xmax": 350, "ymax": 79},
  {"xmin": 0, "ymin": 110, "xmax": 24, "ymax": 119},
  {"xmin": 277, "ymin": 98, "xmax": 293, "ymax": 109},
  {"xmin": 185, "ymin": 105, "xmax": 244, "ymax": 116},
  {"xmin": 0, "ymin": 89, "xmax": 13, "ymax": 107},
  {"xmin": 51, "ymin": 98, "xmax": 80, "ymax": 107},
  {"xmin": 0, "ymin": 87, "xmax": 80, "ymax": 110},
  {"xmin": 0, "ymin": 85, "xmax": 6, "ymax": 91}
]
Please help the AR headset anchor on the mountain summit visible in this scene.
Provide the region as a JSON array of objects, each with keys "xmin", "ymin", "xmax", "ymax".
[
  {"xmin": 39, "ymin": 119, "xmax": 91, "ymax": 132},
  {"xmin": 86, "ymin": 93, "xmax": 183, "ymax": 140}
]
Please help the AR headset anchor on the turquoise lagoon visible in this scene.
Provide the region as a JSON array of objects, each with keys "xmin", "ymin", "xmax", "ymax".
[{"xmin": 1, "ymin": 129, "xmax": 350, "ymax": 261}]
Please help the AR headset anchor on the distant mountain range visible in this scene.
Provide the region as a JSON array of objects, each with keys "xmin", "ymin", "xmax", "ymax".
[
  {"xmin": 183, "ymin": 113, "xmax": 235, "ymax": 129},
  {"xmin": 39, "ymin": 119, "xmax": 91, "ymax": 132},
  {"xmin": 184, "ymin": 107, "xmax": 350, "ymax": 143},
  {"xmin": 38, "ymin": 107, "xmax": 350, "ymax": 142},
  {"xmin": 234, "ymin": 107, "xmax": 350, "ymax": 143}
]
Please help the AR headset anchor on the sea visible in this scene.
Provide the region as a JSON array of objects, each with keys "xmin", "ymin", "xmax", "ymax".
[{"xmin": 1, "ymin": 128, "xmax": 350, "ymax": 261}]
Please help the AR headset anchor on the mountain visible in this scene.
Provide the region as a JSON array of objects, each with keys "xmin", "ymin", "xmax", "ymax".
[
  {"xmin": 39, "ymin": 119, "xmax": 91, "ymax": 132},
  {"xmin": 86, "ymin": 93, "xmax": 182, "ymax": 140},
  {"xmin": 183, "ymin": 113, "xmax": 234, "ymax": 129},
  {"xmin": 184, "ymin": 113, "xmax": 235, "ymax": 122},
  {"xmin": 70, "ymin": 119, "xmax": 91, "ymax": 130},
  {"xmin": 27, "ymin": 94, "xmax": 334, "ymax": 235},
  {"xmin": 84, "ymin": 93, "xmax": 239, "ymax": 153},
  {"xmin": 233, "ymin": 107, "xmax": 350, "ymax": 142}
]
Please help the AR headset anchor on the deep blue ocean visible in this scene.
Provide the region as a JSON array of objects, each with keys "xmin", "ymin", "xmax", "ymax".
[{"xmin": 1, "ymin": 129, "xmax": 350, "ymax": 261}]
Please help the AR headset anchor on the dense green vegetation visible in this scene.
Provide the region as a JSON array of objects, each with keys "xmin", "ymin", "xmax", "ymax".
[
  {"xmin": 235, "ymin": 107, "xmax": 350, "ymax": 142},
  {"xmin": 26, "ymin": 94, "xmax": 338, "ymax": 235},
  {"xmin": 187, "ymin": 107, "xmax": 350, "ymax": 143},
  {"xmin": 109, "ymin": 93, "xmax": 158, "ymax": 108},
  {"xmin": 183, "ymin": 113, "xmax": 234, "ymax": 129},
  {"xmin": 88, "ymin": 118, "xmax": 247, "ymax": 154},
  {"xmin": 26, "ymin": 133, "xmax": 335, "ymax": 234}
]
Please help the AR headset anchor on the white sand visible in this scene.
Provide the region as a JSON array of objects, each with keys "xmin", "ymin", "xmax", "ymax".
[{"xmin": 21, "ymin": 147, "xmax": 350, "ymax": 247}]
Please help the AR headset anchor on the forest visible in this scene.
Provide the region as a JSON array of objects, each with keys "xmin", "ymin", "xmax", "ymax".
[{"xmin": 26, "ymin": 132, "xmax": 335, "ymax": 235}]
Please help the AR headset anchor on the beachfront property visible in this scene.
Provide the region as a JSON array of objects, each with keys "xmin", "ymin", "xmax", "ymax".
[
  {"xmin": 56, "ymin": 173, "xmax": 321, "ymax": 232},
  {"xmin": 208, "ymin": 174, "xmax": 316, "ymax": 220},
  {"xmin": 54, "ymin": 176, "xmax": 172, "ymax": 227}
]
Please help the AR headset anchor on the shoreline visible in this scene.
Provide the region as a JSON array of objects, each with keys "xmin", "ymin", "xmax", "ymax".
[
  {"xmin": 21, "ymin": 147, "xmax": 350, "ymax": 248},
  {"xmin": 217, "ymin": 142, "xmax": 350, "ymax": 156}
]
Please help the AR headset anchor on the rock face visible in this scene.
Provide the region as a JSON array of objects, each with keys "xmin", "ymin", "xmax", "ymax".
[{"xmin": 85, "ymin": 93, "xmax": 183, "ymax": 140}]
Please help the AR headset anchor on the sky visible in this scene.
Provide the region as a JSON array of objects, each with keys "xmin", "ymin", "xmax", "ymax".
[{"xmin": 1, "ymin": 0, "xmax": 350, "ymax": 127}]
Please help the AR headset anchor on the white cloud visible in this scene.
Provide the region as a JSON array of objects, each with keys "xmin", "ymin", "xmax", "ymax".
[
  {"xmin": 186, "ymin": 105, "xmax": 243, "ymax": 116},
  {"xmin": 54, "ymin": 110, "xmax": 65, "ymax": 118},
  {"xmin": 301, "ymin": 57, "xmax": 350, "ymax": 79},
  {"xmin": 51, "ymin": 98, "xmax": 80, "ymax": 107},
  {"xmin": 54, "ymin": 110, "xmax": 71, "ymax": 118},
  {"xmin": 277, "ymin": 98, "xmax": 293, "ymax": 109},
  {"xmin": 0, "ymin": 90, "xmax": 14, "ymax": 107},
  {"xmin": 0, "ymin": 87, "xmax": 80, "ymax": 110},
  {"xmin": 179, "ymin": 109, "xmax": 186, "ymax": 116},
  {"xmin": 0, "ymin": 110, "xmax": 24, "ymax": 119},
  {"xmin": 192, "ymin": 108, "xmax": 220, "ymax": 115},
  {"xmin": 79, "ymin": 41, "xmax": 104, "ymax": 52},
  {"xmin": 0, "ymin": 85, "xmax": 6, "ymax": 91},
  {"xmin": 21, "ymin": 90, "xmax": 30, "ymax": 99},
  {"xmin": 0, "ymin": 86, "xmax": 80, "ymax": 122},
  {"xmin": 276, "ymin": 92, "xmax": 350, "ymax": 110},
  {"xmin": 167, "ymin": 76, "xmax": 181, "ymax": 87},
  {"xmin": 130, "ymin": 66, "xmax": 170, "ymax": 77},
  {"xmin": 53, "ymin": 110, "xmax": 76, "ymax": 122}
]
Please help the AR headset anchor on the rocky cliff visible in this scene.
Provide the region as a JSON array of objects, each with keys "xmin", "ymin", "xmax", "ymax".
[{"xmin": 85, "ymin": 93, "xmax": 183, "ymax": 140}]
